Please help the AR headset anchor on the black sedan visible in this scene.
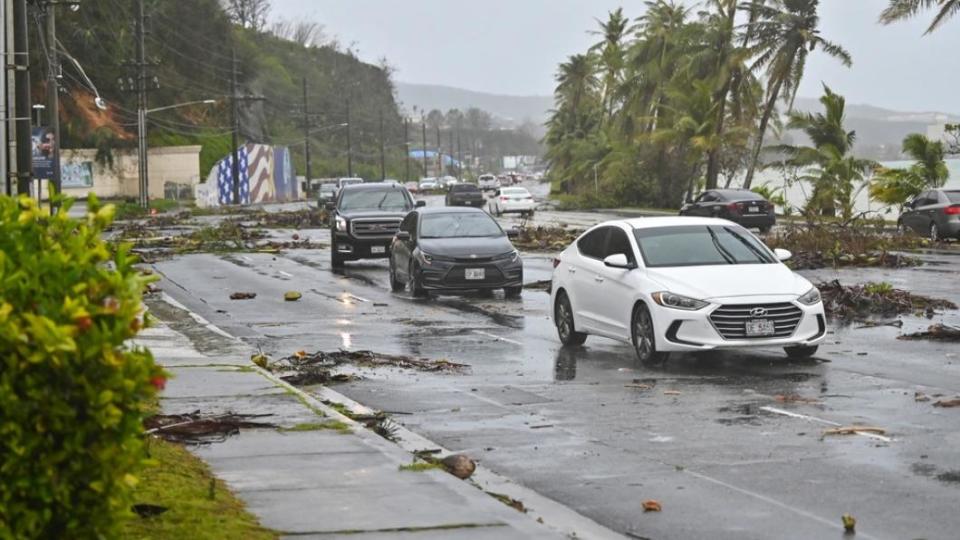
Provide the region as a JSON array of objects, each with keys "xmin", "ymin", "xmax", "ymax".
[
  {"xmin": 389, "ymin": 207, "xmax": 523, "ymax": 297},
  {"xmin": 898, "ymin": 189, "xmax": 960, "ymax": 241},
  {"xmin": 679, "ymin": 189, "xmax": 776, "ymax": 233},
  {"xmin": 445, "ymin": 183, "xmax": 485, "ymax": 207}
]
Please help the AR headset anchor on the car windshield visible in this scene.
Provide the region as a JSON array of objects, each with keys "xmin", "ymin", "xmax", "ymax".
[
  {"xmin": 420, "ymin": 212, "xmax": 503, "ymax": 239},
  {"xmin": 339, "ymin": 189, "xmax": 411, "ymax": 211},
  {"xmin": 945, "ymin": 191, "xmax": 960, "ymax": 203},
  {"xmin": 633, "ymin": 225, "xmax": 776, "ymax": 267},
  {"xmin": 452, "ymin": 184, "xmax": 479, "ymax": 193}
]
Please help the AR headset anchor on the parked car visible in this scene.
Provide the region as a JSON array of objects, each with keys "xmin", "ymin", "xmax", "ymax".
[
  {"xmin": 440, "ymin": 175, "xmax": 459, "ymax": 188},
  {"xmin": 679, "ymin": 189, "xmax": 776, "ymax": 233},
  {"xmin": 550, "ymin": 217, "xmax": 826, "ymax": 364},
  {"xmin": 389, "ymin": 207, "xmax": 523, "ymax": 297},
  {"xmin": 419, "ymin": 177, "xmax": 440, "ymax": 191},
  {"xmin": 445, "ymin": 183, "xmax": 485, "ymax": 208},
  {"xmin": 327, "ymin": 182, "xmax": 424, "ymax": 267},
  {"xmin": 478, "ymin": 174, "xmax": 500, "ymax": 191},
  {"xmin": 336, "ymin": 177, "xmax": 364, "ymax": 192},
  {"xmin": 488, "ymin": 187, "xmax": 536, "ymax": 216},
  {"xmin": 898, "ymin": 189, "xmax": 960, "ymax": 241},
  {"xmin": 404, "ymin": 181, "xmax": 420, "ymax": 193},
  {"xmin": 317, "ymin": 183, "xmax": 337, "ymax": 205}
]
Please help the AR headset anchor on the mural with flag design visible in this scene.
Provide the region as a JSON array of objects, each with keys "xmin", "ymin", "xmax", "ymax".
[{"xmin": 201, "ymin": 143, "xmax": 300, "ymax": 207}]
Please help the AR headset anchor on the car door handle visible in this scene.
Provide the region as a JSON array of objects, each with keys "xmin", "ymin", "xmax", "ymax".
[
  {"xmin": 594, "ymin": 275, "xmax": 605, "ymax": 283},
  {"xmin": 568, "ymin": 267, "xmax": 576, "ymax": 274}
]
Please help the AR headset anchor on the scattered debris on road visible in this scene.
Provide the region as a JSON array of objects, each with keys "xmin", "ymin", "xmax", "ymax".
[
  {"xmin": 821, "ymin": 426, "xmax": 887, "ymax": 438},
  {"xmin": 524, "ymin": 279, "xmax": 553, "ymax": 293},
  {"xmin": 261, "ymin": 349, "xmax": 469, "ymax": 387},
  {"xmin": 932, "ymin": 398, "xmax": 960, "ymax": 408},
  {"xmin": 842, "ymin": 513, "xmax": 857, "ymax": 533},
  {"xmin": 488, "ymin": 492, "xmax": 527, "ymax": 513},
  {"xmin": 768, "ymin": 223, "xmax": 926, "ymax": 270},
  {"xmin": 663, "ymin": 390, "xmax": 681, "ymax": 396},
  {"xmin": 145, "ymin": 411, "xmax": 276, "ymax": 444},
  {"xmin": 233, "ymin": 209, "xmax": 327, "ymax": 229},
  {"xmin": 642, "ymin": 500, "xmax": 662, "ymax": 512},
  {"xmin": 818, "ymin": 280, "xmax": 957, "ymax": 321},
  {"xmin": 915, "ymin": 392, "xmax": 931, "ymax": 402},
  {"xmin": 230, "ymin": 291, "xmax": 257, "ymax": 300},
  {"xmin": 899, "ymin": 324, "xmax": 960, "ymax": 342},
  {"xmin": 774, "ymin": 394, "xmax": 821, "ymax": 404},
  {"xmin": 512, "ymin": 225, "xmax": 581, "ymax": 252},
  {"xmin": 284, "ymin": 291, "xmax": 303, "ymax": 301},
  {"xmin": 441, "ymin": 454, "xmax": 477, "ymax": 479}
]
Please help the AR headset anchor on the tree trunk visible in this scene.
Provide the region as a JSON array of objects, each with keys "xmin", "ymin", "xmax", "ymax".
[
  {"xmin": 743, "ymin": 77, "xmax": 784, "ymax": 190},
  {"xmin": 705, "ymin": 80, "xmax": 731, "ymax": 190}
]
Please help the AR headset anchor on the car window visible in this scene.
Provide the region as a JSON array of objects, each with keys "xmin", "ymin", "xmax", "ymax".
[
  {"xmin": 697, "ymin": 192, "xmax": 715, "ymax": 203},
  {"xmin": 723, "ymin": 190, "xmax": 764, "ymax": 201},
  {"xmin": 633, "ymin": 225, "xmax": 776, "ymax": 267},
  {"xmin": 945, "ymin": 191, "xmax": 960, "ymax": 203},
  {"xmin": 419, "ymin": 212, "xmax": 503, "ymax": 239},
  {"xmin": 577, "ymin": 227, "xmax": 610, "ymax": 260},
  {"xmin": 605, "ymin": 227, "xmax": 636, "ymax": 264},
  {"xmin": 339, "ymin": 189, "xmax": 411, "ymax": 212},
  {"xmin": 452, "ymin": 184, "xmax": 479, "ymax": 193}
]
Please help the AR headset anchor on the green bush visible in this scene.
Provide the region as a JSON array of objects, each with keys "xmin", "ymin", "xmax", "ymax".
[{"xmin": 0, "ymin": 195, "xmax": 164, "ymax": 539}]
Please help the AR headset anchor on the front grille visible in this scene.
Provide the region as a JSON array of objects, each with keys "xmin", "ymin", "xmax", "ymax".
[
  {"xmin": 709, "ymin": 302, "xmax": 802, "ymax": 340},
  {"xmin": 351, "ymin": 219, "xmax": 401, "ymax": 238},
  {"xmin": 443, "ymin": 265, "xmax": 505, "ymax": 286}
]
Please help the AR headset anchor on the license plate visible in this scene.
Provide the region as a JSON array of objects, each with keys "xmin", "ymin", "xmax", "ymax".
[
  {"xmin": 371, "ymin": 246, "xmax": 386, "ymax": 254},
  {"xmin": 746, "ymin": 319, "xmax": 775, "ymax": 336},
  {"xmin": 748, "ymin": 205, "xmax": 760, "ymax": 213},
  {"xmin": 465, "ymin": 268, "xmax": 485, "ymax": 280}
]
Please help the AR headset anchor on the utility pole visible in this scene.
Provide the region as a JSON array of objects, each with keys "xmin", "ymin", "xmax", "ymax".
[
  {"xmin": 435, "ymin": 124, "xmax": 441, "ymax": 175},
  {"xmin": 345, "ymin": 96, "xmax": 352, "ymax": 177},
  {"xmin": 301, "ymin": 76, "xmax": 311, "ymax": 187},
  {"xmin": 45, "ymin": 0, "xmax": 61, "ymax": 203},
  {"xmin": 420, "ymin": 117, "xmax": 427, "ymax": 177},
  {"xmin": 378, "ymin": 108, "xmax": 385, "ymax": 180},
  {"xmin": 403, "ymin": 118, "xmax": 410, "ymax": 183},
  {"xmin": 135, "ymin": 0, "xmax": 147, "ymax": 208},
  {"xmin": 12, "ymin": 0, "xmax": 32, "ymax": 196},
  {"xmin": 456, "ymin": 126, "xmax": 463, "ymax": 181},
  {"xmin": 230, "ymin": 48, "xmax": 240, "ymax": 204}
]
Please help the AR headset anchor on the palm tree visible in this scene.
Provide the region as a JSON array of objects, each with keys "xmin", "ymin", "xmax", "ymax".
[
  {"xmin": 741, "ymin": 0, "xmax": 851, "ymax": 189},
  {"xmin": 590, "ymin": 9, "xmax": 629, "ymax": 127},
  {"xmin": 870, "ymin": 133, "xmax": 949, "ymax": 209},
  {"xmin": 880, "ymin": 0, "xmax": 960, "ymax": 33}
]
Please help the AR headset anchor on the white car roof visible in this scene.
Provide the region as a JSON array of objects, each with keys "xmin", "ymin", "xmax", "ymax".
[{"xmin": 619, "ymin": 216, "xmax": 740, "ymax": 229}]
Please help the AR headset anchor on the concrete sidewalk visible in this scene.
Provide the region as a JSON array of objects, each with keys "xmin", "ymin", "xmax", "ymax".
[{"xmin": 139, "ymin": 308, "xmax": 562, "ymax": 539}]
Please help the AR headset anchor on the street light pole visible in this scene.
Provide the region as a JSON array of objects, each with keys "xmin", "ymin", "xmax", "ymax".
[
  {"xmin": 404, "ymin": 118, "xmax": 410, "ymax": 183},
  {"xmin": 421, "ymin": 117, "xmax": 427, "ymax": 177},
  {"xmin": 301, "ymin": 77, "xmax": 311, "ymax": 187},
  {"xmin": 345, "ymin": 96, "xmax": 352, "ymax": 177},
  {"xmin": 46, "ymin": 0, "xmax": 62, "ymax": 204},
  {"xmin": 378, "ymin": 108, "xmax": 385, "ymax": 180}
]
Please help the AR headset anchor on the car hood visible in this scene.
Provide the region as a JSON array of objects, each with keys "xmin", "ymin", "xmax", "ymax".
[
  {"xmin": 643, "ymin": 264, "xmax": 812, "ymax": 300},
  {"xmin": 338, "ymin": 209, "xmax": 410, "ymax": 219},
  {"xmin": 419, "ymin": 236, "xmax": 515, "ymax": 259}
]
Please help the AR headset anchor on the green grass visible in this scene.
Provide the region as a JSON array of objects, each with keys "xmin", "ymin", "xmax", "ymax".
[
  {"xmin": 279, "ymin": 421, "xmax": 351, "ymax": 433},
  {"xmin": 121, "ymin": 439, "xmax": 276, "ymax": 540},
  {"xmin": 398, "ymin": 462, "xmax": 444, "ymax": 472}
]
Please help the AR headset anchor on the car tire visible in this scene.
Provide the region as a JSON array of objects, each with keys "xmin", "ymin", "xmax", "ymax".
[
  {"xmin": 555, "ymin": 291, "xmax": 587, "ymax": 346},
  {"xmin": 389, "ymin": 259, "xmax": 405, "ymax": 292},
  {"xmin": 759, "ymin": 225, "xmax": 772, "ymax": 234},
  {"xmin": 930, "ymin": 222, "xmax": 940, "ymax": 242},
  {"xmin": 408, "ymin": 262, "xmax": 426, "ymax": 297},
  {"xmin": 331, "ymin": 240, "xmax": 345, "ymax": 268},
  {"xmin": 784, "ymin": 345, "xmax": 818, "ymax": 359},
  {"xmin": 631, "ymin": 303, "xmax": 668, "ymax": 366},
  {"xmin": 504, "ymin": 286, "xmax": 522, "ymax": 298}
]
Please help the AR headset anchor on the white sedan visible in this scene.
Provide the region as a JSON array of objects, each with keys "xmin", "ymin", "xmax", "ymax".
[
  {"xmin": 550, "ymin": 217, "xmax": 826, "ymax": 364},
  {"xmin": 488, "ymin": 187, "xmax": 536, "ymax": 216}
]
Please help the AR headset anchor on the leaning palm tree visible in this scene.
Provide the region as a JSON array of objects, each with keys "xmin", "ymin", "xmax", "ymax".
[
  {"xmin": 741, "ymin": 0, "xmax": 851, "ymax": 189},
  {"xmin": 870, "ymin": 133, "xmax": 949, "ymax": 209},
  {"xmin": 589, "ymin": 8, "xmax": 629, "ymax": 126},
  {"xmin": 880, "ymin": 0, "xmax": 960, "ymax": 33}
]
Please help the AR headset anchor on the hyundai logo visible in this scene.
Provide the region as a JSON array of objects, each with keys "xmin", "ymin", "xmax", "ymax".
[{"xmin": 750, "ymin": 307, "xmax": 768, "ymax": 317}]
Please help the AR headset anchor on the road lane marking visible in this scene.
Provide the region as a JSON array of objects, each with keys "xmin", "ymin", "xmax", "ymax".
[
  {"xmin": 760, "ymin": 406, "xmax": 892, "ymax": 442},
  {"xmin": 277, "ymin": 270, "xmax": 294, "ymax": 278},
  {"xmin": 473, "ymin": 330, "xmax": 523, "ymax": 346}
]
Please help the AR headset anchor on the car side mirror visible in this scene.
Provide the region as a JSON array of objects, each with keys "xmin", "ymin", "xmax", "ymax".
[
  {"xmin": 506, "ymin": 227, "xmax": 520, "ymax": 239},
  {"xmin": 396, "ymin": 231, "xmax": 411, "ymax": 241},
  {"xmin": 774, "ymin": 248, "xmax": 792, "ymax": 262},
  {"xmin": 416, "ymin": 200, "xmax": 426, "ymax": 207},
  {"xmin": 603, "ymin": 253, "xmax": 635, "ymax": 269}
]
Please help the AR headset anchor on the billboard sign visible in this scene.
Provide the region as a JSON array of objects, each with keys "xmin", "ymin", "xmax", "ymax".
[{"xmin": 32, "ymin": 127, "xmax": 56, "ymax": 179}]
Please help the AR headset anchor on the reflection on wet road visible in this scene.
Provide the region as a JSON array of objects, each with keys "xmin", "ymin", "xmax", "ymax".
[{"xmin": 154, "ymin": 207, "xmax": 960, "ymax": 540}]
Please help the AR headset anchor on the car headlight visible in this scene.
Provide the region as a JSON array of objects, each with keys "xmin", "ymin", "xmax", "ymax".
[
  {"xmin": 335, "ymin": 216, "xmax": 347, "ymax": 232},
  {"xmin": 652, "ymin": 292, "xmax": 709, "ymax": 311},
  {"xmin": 495, "ymin": 250, "xmax": 520, "ymax": 263},
  {"xmin": 798, "ymin": 287, "xmax": 821, "ymax": 306}
]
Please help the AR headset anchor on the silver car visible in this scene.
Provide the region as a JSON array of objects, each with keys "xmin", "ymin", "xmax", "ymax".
[{"xmin": 898, "ymin": 189, "xmax": 960, "ymax": 241}]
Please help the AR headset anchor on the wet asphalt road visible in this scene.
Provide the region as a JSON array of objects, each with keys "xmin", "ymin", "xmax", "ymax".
[{"xmin": 152, "ymin": 192, "xmax": 960, "ymax": 540}]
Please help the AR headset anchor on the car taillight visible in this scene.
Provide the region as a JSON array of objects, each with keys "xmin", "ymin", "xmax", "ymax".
[
  {"xmin": 945, "ymin": 205, "xmax": 960, "ymax": 215},
  {"xmin": 727, "ymin": 203, "xmax": 739, "ymax": 212},
  {"xmin": 552, "ymin": 257, "xmax": 561, "ymax": 268},
  {"xmin": 500, "ymin": 196, "xmax": 508, "ymax": 201}
]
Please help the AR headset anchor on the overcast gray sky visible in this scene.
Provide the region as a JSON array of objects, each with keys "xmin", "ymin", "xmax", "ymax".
[{"xmin": 271, "ymin": 0, "xmax": 960, "ymax": 113}]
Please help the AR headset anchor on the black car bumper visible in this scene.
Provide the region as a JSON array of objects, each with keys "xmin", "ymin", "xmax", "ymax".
[
  {"xmin": 333, "ymin": 232, "xmax": 392, "ymax": 260},
  {"xmin": 731, "ymin": 213, "xmax": 776, "ymax": 229},
  {"xmin": 417, "ymin": 259, "xmax": 523, "ymax": 291},
  {"xmin": 448, "ymin": 199, "xmax": 485, "ymax": 207}
]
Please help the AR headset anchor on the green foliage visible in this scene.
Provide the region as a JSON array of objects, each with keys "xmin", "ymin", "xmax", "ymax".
[
  {"xmin": 869, "ymin": 133, "xmax": 949, "ymax": 209},
  {"xmin": 751, "ymin": 183, "xmax": 787, "ymax": 208},
  {"xmin": 865, "ymin": 282, "xmax": 895, "ymax": 295},
  {"xmin": 0, "ymin": 195, "xmax": 164, "ymax": 539}
]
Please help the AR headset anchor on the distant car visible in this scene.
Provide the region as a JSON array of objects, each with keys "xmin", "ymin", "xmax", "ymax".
[
  {"xmin": 419, "ymin": 178, "xmax": 440, "ymax": 191},
  {"xmin": 404, "ymin": 181, "xmax": 420, "ymax": 193},
  {"xmin": 478, "ymin": 174, "xmax": 500, "ymax": 191},
  {"xmin": 336, "ymin": 177, "xmax": 364, "ymax": 191},
  {"xmin": 389, "ymin": 207, "xmax": 523, "ymax": 297},
  {"xmin": 328, "ymin": 182, "xmax": 425, "ymax": 267},
  {"xmin": 679, "ymin": 189, "xmax": 776, "ymax": 233},
  {"xmin": 446, "ymin": 183, "xmax": 485, "ymax": 208},
  {"xmin": 317, "ymin": 183, "xmax": 337, "ymax": 205},
  {"xmin": 440, "ymin": 176, "xmax": 459, "ymax": 188},
  {"xmin": 898, "ymin": 189, "xmax": 960, "ymax": 241},
  {"xmin": 488, "ymin": 187, "xmax": 536, "ymax": 216},
  {"xmin": 550, "ymin": 217, "xmax": 826, "ymax": 365}
]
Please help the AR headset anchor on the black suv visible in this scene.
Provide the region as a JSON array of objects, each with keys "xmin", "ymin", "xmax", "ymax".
[
  {"xmin": 445, "ymin": 183, "xmax": 485, "ymax": 207},
  {"xmin": 328, "ymin": 183, "xmax": 423, "ymax": 267}
]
